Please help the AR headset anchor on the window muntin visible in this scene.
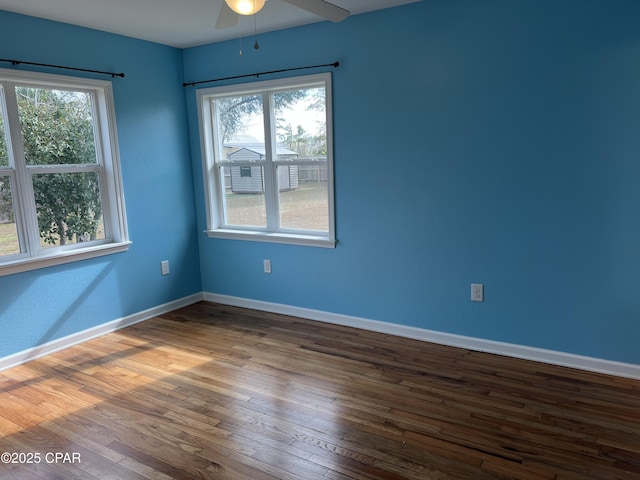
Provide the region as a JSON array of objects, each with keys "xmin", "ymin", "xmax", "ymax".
[
  {"xmin": 198, "ymin": 73, "xmax": 335, "ymax": 247},
  {"xmin": 0, "ymin": 69, "xmax": 129, "ymax": 275}
]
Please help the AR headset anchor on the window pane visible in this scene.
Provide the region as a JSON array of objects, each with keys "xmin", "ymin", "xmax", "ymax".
[
  {"xmin": 274, "ymin": 86, "xmax": 326, "ymax": 159},
  {"xmin": 277, "ymin": 165, "xmax": 328, "ymax": 232},
  {"xmin": 216, "ymin": 94, "xmax": 264, "ymax": 146},
  {"xmin": 16, "ymin": 87, "xmax": 97, "ymax": 166},
  {"xmin": 0, "ymin": 89, "xmax": 8, "ymax": 168},
  {"xmin": 32, "ymin": 172, "xmax": 105, "ymax": 248},
  {"xmin": 0, "ymin": 176, "xmax": 20, "ymax": 256},
  {"xmin": 200, "ymin": 74, "xmax": 334, "ymax": 244},
  {"xmin": 221, "ymin": 166, "xmax": 266, "ymax": 228},
  {"xmin": 274, "ymin": 85, "xmax": 328, "ymax": 232}
]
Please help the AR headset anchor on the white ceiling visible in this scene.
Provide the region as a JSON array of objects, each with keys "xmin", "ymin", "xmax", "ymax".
[{"xmin": 0, "ymin": 0, "xmax": 420, "ymax": 48}]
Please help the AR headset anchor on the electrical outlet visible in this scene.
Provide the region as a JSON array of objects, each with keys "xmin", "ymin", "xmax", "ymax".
[
  {"xmin": 263, "ymin": 259, "xmax": 272, "ymax": 274},
  {"xmin": 161, "ymin": 260, "xmax": 170, "ymax": 276},
  {"xmin": 471, "ymin": 283, "xmax": 484, "ymax": 302}
]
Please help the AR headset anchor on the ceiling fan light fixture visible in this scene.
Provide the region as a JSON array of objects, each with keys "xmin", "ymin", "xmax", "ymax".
[{"xmin": 225, "ymin": 0, "xmax": 266, "ymax": 15}]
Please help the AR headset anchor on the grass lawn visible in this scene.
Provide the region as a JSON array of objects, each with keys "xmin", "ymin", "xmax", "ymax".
[
  {"xmin": 225, "ymin": 182, "xmax": 328, "ymax": 231},
  {"xmin": 0, "ymin": 219, "xmax": 106, "ymax": 256},
  {"xmin": 0, "ymin": 222, "xmax": 19, "ymax": 256},
  {"xmin": 0, "ymin": 184, "xmax": 327, "ymax": 256}
]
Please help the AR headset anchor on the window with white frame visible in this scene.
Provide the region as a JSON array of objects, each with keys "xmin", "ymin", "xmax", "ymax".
[
  {"xmin": 197, "ymin": 73, "xmax": 335, "ymax": 248},
  {"xmin": 0, "ymin": 69, "xmax": 129, "ymax": 276}
]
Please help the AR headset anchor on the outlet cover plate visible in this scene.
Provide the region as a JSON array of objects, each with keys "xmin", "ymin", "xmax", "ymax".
[
  {"xmin": 161, "ymin": 260, "xmax": 170, "ymax": 276},
  {"xmin": 471, "ymin": 283, "xmax": 484, "ymax": 302}
]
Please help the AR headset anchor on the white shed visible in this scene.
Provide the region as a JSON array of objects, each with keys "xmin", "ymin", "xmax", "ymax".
[{"xmin": 227, "ymin": 145, "xmax": 299, "ymax": 193}]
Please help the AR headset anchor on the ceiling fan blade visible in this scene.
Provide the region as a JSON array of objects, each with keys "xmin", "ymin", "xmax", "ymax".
[
  {"xmin": 216, "ymin": 2, "xmax": 239, "ymax": 29},
  {"xmin": 281, "ymin": 0, "xmax": 350, "ymax": 22}
]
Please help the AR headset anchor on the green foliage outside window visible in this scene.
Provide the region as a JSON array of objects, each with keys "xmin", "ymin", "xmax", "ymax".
[{"xmin": 16, "ymin": 87, "xmax": 103, "ymax": 246}]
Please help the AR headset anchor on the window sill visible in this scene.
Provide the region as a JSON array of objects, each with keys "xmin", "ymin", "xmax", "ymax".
[
  {"xmin": 0, "ymin": 241, "xmax": 132, "ymax": 277},
  {"xmin": 205, "ymin": 229, "xmax": 336, "ymax": 248}
]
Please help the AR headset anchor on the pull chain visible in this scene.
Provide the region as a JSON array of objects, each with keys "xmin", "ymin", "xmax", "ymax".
[{"xmin": 253, "ymin": 0, "xmax": 260, "ymax": 50}]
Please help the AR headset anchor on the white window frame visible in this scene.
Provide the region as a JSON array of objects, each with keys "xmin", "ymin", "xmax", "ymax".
[
  {"xmin": 0, "ymin": 68, "xmax": 129, "ymax": 276},
  {"xmin": 197, "ymin": 73, "xmax": 336, "ymax": 248}
]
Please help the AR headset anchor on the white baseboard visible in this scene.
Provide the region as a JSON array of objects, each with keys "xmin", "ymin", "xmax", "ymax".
[
  {"xmin": 204, "ymin": 292, "xmax": 640, "ymax": 380},
  {"xmin": 4, "ymin": 291, "xmax": 638, "ymax": 381},
  {"xmin": 0, "ymin": 293, "xmax": 204, "ymax": 372}
]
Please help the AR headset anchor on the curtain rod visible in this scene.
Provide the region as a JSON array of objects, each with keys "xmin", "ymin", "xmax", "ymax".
[
  {"xmin": 183, "ymin": 61, "xmax": 339, "ymax": 87},
  {"xmin": 0, "ymin": 58, "xmax": 125, "ymax": 78}
]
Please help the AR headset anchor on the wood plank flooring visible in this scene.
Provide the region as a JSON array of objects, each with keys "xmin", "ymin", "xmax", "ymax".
[{"xmin": 1, "ymin": 301, "xmax": 639, "ymax": 479}]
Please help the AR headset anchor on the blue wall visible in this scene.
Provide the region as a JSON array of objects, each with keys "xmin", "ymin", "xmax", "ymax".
[
  {"xmin": 0, "ymin": 11, "xmax": 201, "ymax": 358},
  {"xmin": 2, "ymin": 0, "xmax": 639, "ymax": 367},
  {"xmin": 185, "ymin": 0, "xmax": 640, "ymax": 364}
]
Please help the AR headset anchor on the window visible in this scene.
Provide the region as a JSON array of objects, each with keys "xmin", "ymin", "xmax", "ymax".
[
  {"xmin": 0, "ymin": 68, "xmax": 129, "ymax": 276},
  {"xmin": 197, "ymin": 73, "xmax": 335, "ymax": 248}
]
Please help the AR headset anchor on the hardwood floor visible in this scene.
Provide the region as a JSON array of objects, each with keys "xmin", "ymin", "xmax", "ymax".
[{"xmin": 0, "ymin": 301, "xmax": 639, "ymax": 479}]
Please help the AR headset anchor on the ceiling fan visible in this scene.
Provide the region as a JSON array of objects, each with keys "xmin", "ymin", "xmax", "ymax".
[{"xmin": 216, "ymin": 0, "xmax": 350, "ymax": 29}]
